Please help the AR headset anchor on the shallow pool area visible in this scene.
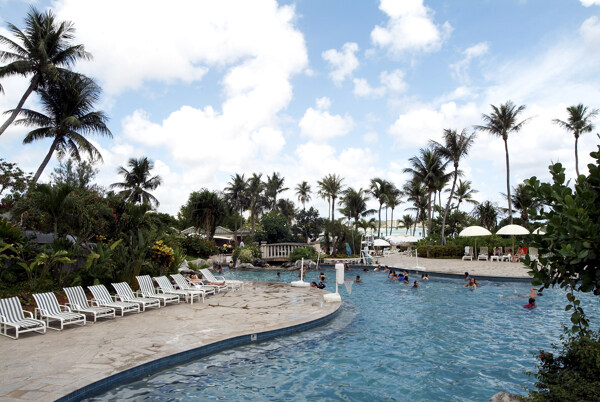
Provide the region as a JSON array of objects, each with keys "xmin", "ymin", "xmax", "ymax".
[{"xmin": 90, "ymin": 269, "xmax": 600, "ymax": 401}]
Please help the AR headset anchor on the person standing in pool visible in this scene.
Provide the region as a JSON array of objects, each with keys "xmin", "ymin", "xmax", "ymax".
[
  {"xmin": 464, "ymin": 272, "xmax": 471, "ymax": 281},
  {"xmin": 464, "ymin": 278, "xmax": 477, "ymax": 289},
  {"xmin": 319, "ymin": 272, "xmax": 326, "ymax": 281},
  {"xmin": 276, "ymin": 272, "xmax": 281, "ymax": 279},
  {"xmin": 355, "ymin": 275, "xmax": 362, "ymax": 283},
  {"xmin": 413, "ymin": 280, "xmax": 419, "ymax": 288},
  {"xmin": 523, "ymin": 298, "xmax": 536, "ymax": 309}
]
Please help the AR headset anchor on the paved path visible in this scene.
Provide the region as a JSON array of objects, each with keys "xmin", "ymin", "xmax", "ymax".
[{"xmin": 0, "ymin": 282, "xmax": 339, "ymax": 401}]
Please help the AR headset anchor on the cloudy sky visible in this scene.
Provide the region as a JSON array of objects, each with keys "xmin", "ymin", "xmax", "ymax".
[{"xmin": 1, "ymin": 0, "xmax": 600, "ymax": 218}]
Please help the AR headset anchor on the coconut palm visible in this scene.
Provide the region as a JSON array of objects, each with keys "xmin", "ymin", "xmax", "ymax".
[
  {"xmin": 385, "ymin": 186, "xmax": 402, "ymax": 236},
  {"xmin": 339, "ymin": 187, "xmax": 375, "ymax": 230},
  {"xmin": 265, "ymin": 172, "xmax": 288, "ymax": 211},
  {"xmin": 450, "ymin": 179, "xmax": 479, "ymax": 211},
  {"xmin": 369, "ymin": 178, "xmax": 392, "ymax": 238},
  {"xmin": 295, "ymin": 181, "xmax": 311, "ymax": 210},
  {"xmin": 357, "ymin": 217, "xmax": 377, "ymax": 234},
  {"xmin": 400, "ymin": 214, "xmax": 414, "ymax": 234},
  {"xmin": 501, "ymin": 183, "xmax": 540, "ymax": 225},
  {"xmin": 15, "ymin": 71, "xmax": 111, "ymax": 184},
  {"xmin": 403, "ymin": 178, "xmax": 428, "ymax": 236},
  {"xmin": 224, "ymin": 173, "xmax": 248, "ymax": 245},
  {"xmin": 317, "ymin": 174, "xmax": 345, "ymax": 222},
  {"xmin": 553, "ymin": 104, "xmax": 599, "ymax": 177},
  {"xmin": 110, "ymin": 157, "xmax": 162, "ymax": 208},
  {"xmin": 0, "ymin": 7, "xmax": 91, "ymax": 136},
  {"xmin": 475, "ymin": 101, "xmax": 532, "ymax": 224},
  {"xmin": 473, "ymin": 201, "xmax": 498, "ymax": 231},
  {"xmin": 247, "ymin": 173, "xmax": 266, "ymax": 233},
  {"xmin": 430, "ymin": 128, "xmax": 476, "ymax": 244},
  {"xmin": 403, "ymin": 148, "xmax": 450, "ymax": 235},
  {"xmin": 276, "ymin": 199, "xmax": 297, "ymax": 225},
  {"xmin": 190, "ymin": 189, "xmax": 227, "ymax": 239}
]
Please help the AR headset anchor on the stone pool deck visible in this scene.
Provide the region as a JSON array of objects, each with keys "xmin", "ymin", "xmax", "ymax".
[
  {"xmin": 378, "ymin": 254, "xmax": 532, "ymax": 279},
  {"xmin": 0, "ymin": 282, "xmax": 339, "ymax": 401}
]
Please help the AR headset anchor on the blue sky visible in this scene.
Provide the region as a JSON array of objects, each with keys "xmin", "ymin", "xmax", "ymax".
[{"xmin": 1, "ymin": 0, "xmax": 600, "ymax": 218}]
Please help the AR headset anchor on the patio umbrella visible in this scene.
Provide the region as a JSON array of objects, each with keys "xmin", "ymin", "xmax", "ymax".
[
  {"xmin": 458, "ymin": 226, "xmax": 492, "ymax": 257},
  {"xmin": 532, "ymin": 227, "xmax": 546, "ymax": 235},
  {"xmin": 373, "ymin": 239, "xmax": 391, "ymax": 247},
  {"xmin": 496, "ymin": 224, "xmax": 530, "ymax": 254}
]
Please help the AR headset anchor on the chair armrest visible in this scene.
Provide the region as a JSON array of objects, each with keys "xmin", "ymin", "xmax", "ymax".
[
  {"xmin": 59, "ymin": 304, "xmax": 72, "ymax": 312},
  {"xmin": 0, "ymin": 314, "xmax": 7, "ymax": 323},
  {"xmin": 89, "ymin": 298, "xmax": 100, "ymax": 307},
  {"xmin": 134, "ymin": 291, "xmax": 143, "ymax": 297},
  {"xmin": 155, "ymin": 287, "xmax": 165, "ymax": 294},
  {"xmin": 214, "ymin": 276, "xmax": 226, "ymax": 281},
  {"xmin": 111, "ymin": 294, "xmax": 120, "ymax": 302}
]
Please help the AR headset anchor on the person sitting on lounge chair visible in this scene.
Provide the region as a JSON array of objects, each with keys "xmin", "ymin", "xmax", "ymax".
[
  {"xmin": 512, "ymin": 247, "xmax": 524, "ymax": 263},
  {"xmin": 493, "ymin": 247, "xmax": 501, "ymax": 257}
]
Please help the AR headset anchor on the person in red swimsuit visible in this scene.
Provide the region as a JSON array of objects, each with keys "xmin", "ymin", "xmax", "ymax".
[{"xmin": 523, "ymin": 298, "xmax": 537, "ymax": 309}]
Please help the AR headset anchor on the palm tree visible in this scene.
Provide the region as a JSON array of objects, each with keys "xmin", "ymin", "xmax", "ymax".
[
  {"xmin": 357, "ymin": 217, "xmax": 377, "ymax": 233},
  {"xmin": 553, "ymin": 104, "xmax": 599, "ymax": 177},
  {"xmin": 403, "ymin": 148, "xmax": 450, "ymax": 235},
  {"xmin": 403, "ymin": 178, "xmax": 427, "ymax": 236},
  {"xmin": 430, "ymin": 128, "xmax": 476, "ymax": 244},
  {"xmin": 475, "ymin": 101, "xmax": 532, "ymax": 224},
  {"xmin": 247, "ymin": 173, "xmax": 266, "ymax": 232},
  {"xmin": 295, "ymin": 181, "xmax": 311, "ymax": 210},
  {"xmin": 224, "ymin": 173, "xmax": 247, "ymax": 245},
  {"xmin": 34, "ymin": 183, "xmax": 74, "ymax": 237},
  {"xmin": 450, "ymin": 179, "xmax": 479, "ymax": 211},
  {"xmin": 317, "ymin": 174, "xmax": 345, "ymax": 222},
  {"xmin": 400, "ymin": 214, "xmax": 414, "ymax": 234},
  {"xmin": 111, "ymin": 157, "xmax": 162, "ymax": 208},
  {"xmin": 0, "ymin": 7, "xmax": 91, "ymax": 136},
  {"xmin": 473, "ymin": 201, "xmax": 498, "ymax": 231},
  {"xmin": 369, "ymin": 178, "xmax": 392, "ymax": 238},
  {"xmin": 339, "ymin": 187, "xmax": 375, "ymax": 230},
  {"xmin": 265, "ymin": 172, "xmax": 288, "ymax": 211},
  {"xmin": 15, "ymin": 71, "xmax": 111, "ymax": 184},
  {"xmin": 385, "ymin": 186, "xmax": 402, "ymax": 236},
  {"xmin": 276, "ymin": 199, "xmax": 297, "ymax": 225},
  {"xmin": 190, "ymin": 189, "xmax": 227, "ymax": 239},
  {"xmin": 502, "ymin": 183, "xmax": 540, "ymax": 226}
]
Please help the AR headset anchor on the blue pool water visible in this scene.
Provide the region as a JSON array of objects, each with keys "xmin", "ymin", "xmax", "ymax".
[{"xmin": 90, "ymin": 269, "xmax": 600, "ymax": 401}]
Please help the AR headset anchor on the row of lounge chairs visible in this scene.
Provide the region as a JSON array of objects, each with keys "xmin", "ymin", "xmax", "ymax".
[
  {"xmin": 461, "ymin": 246, "xmax": 539, "ymax": 262},
  {"xmin": 0, "ymin": 270, "xmax": 243, "ymax": 340}
]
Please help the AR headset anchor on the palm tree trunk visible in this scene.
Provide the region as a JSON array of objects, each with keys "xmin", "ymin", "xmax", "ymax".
[
  {"xmin": 390, "ymin": 207, "xmax": 394, "ymax": 237},
  {"xmin": 385, "ymin": 206, "xmax": 388, "ymax": 236},
  {"xmin": 234, "ymin": 208, "xmax": 239, "ymax": 246},
  {"xmin": 575, "ymin": 134, "xmax": 580, "ymax": 177},
  {"xmin": 331, "ymin": 196, "xmax": 336, "ymax": 222},
  {"xmin": 504, "ymin": 138, "xmax": 513, "ymax": 224},
  {"xmin": 427, "ymin": 191, "xmax": 433, "ymax": 236},
  {"xmin": 31, "ymin": 136, "xmax": 60, "ymax": 185},
  {"xmin": 327, "ymin": 198, "xmax": 331, "ymax": 220},
  {"xmin": 441, "ymin": 168, "xmax": 458, "ymax": 245},
  {"xmin": 0, "ymin": 76, "xmax": 39, "ymax": 137},
  {"xmin": 377, "ymin": 204, "xmax": 382, "ymax": 238},
  {"xmin": 251, "ymin": 204, "xmax": 256, "ymax": 233}
]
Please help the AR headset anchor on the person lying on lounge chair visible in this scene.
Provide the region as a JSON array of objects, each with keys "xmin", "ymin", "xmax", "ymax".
[{"xmin": 188, "ymin": 274, "xmax": 225, "ymax": 286}]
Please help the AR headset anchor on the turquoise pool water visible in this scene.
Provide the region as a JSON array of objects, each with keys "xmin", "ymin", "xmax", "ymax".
[{"xmin": 90, "ymin": 269, "xmax": 600, "ymax": 401}]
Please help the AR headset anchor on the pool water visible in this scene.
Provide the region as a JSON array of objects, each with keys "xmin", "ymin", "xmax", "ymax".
[{"xmin": 90, "ymin": 269, "xmax": 600, "ymax": 401}]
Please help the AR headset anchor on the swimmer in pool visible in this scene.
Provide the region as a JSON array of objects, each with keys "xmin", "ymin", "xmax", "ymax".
[
  {"xmin": 355, "ymin": 275, "xmax": 362, "ymax": 283},
  {"xmin": 413, "ymin": 281, "xmax": 419, "ymax": 288},
  {"xmin": 464, "ymin": 278, "xmax": 477, "ymax": 289},
  {"xmin": 523, "ymin": 298, "xmax": 536, "ymax": 309}
]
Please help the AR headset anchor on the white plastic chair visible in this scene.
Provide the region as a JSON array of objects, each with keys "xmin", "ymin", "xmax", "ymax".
[
  {"xmin": 0, "ymin": 296, "xmax": 46, "ymax": 339},
  {"xmin": 112, "ymin": 282, "xmax": 161, "ymax": 312},
  {"xmin": 136, "ymin": 275, "xmax": 181, "ymax": 306},
  {"xmin": 33, "ymin": 292, "xmax": 86, "ymax": 331},
  {"xmin": 64, "ymin": 286, "xmax": 116, "ymax": 322},
  {"xmin": 88, "ymin": 285, "xmax": 140, "ymax": 316}
]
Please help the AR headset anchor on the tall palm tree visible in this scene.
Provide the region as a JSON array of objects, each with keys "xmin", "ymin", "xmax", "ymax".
[
  {"xmin": 15, "ymin": 71, "xmax": 111, "ymax": 184},
  {"xmin": 357, "ymin": 217, "xmax": 377, "ymax": 234},
  {"xmin": 553, "ymin": 104, "xmax": 599, "ymax": 177},
  {"xmin": 339, "ymin": 187, "xmax": 375, "ymax": 230},
  {"xmin": 247, "ymin": 173, "xmax": 265, "ymax": 233},
  {"xmin": 473, "ymin": 201, "xmax": 498, "ymax": 231},
  {"xmin": 403, "ymin": 178, "xmax": 427, "ymax": 236},
  {"xmin": 295, "ymin": 181, "xmax": 311, "ymax": 210},
  {"xmin": 224, "ymin": 173, "xmax": 247, "ymax": 245},
  {"xmin": 110, "ymin": 157, "xmax": 162, "ymax": 208},
  {"xmin": 502, "ymin": 183, "xmax": 540, "ymax": 226},
  {"xmin": 475, "ymin": 101, "xmax": 532, "ymax": 224},
  {"xmin": 369, "ymin": 178, "xmax": 392, "ymax": 238},
  {"xmin": 265, "ymin": 172, "xmax": 288, "ymax": 211},
  {"xmin": 190, "ymin": 189, "xmax": 227, "ymax": 239},
  {"xmin": 317, "ymin": 174, "xmax": 345, "ymax": 222},
  {"xmin": 400, "ymin": 214, "xmax": 414, "ymax": 234},
  {"xmin": 403, "ymin": 148, "xmax": 450, "ymax": 235},
  {"xmin": 0, "ymin": 7, "xmax": 91, "ymax": 136},
  {"xmin": 430, "ymin": 128, "xmax": 476, "ymax": 244},
  {"xmin": 450, "ymin": 179, "xmax": 479, "ymax": 211},
  {"xmin": 385, "ymin": 186, "xmax": 402, "ymax": 236},
  {"xmin": 276, "ymin": 198, "xmax": 297, "ymax": 225}
]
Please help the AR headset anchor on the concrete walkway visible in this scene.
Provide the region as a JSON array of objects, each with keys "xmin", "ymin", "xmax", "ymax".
[{"xmin": 0, "ymin": 282, "xmax": 339, "ymax": 401}]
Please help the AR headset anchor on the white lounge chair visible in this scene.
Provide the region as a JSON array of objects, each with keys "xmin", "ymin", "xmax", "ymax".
[
  {"xmin": 32, "ymin": 292, "xmax": 86, "ymax": 331},
  {"xmin": 155, "ymin": 276, "xmax": 203, "ymax": 304},
  {"xmin": 112, "ymin": 282, "xmax": 161, "ymax": 312},
  {"xmin": 171, "ymin": 273, "xmax": 217, "ymax": 295},
  {"xmin": 478, "ymin": 246, "xmax": 489, "ymax": 261},
  {"xmin": 462, "ymin": 246, "xmax": 473, "ymax": 261},
  {"xmin": 136, "ymin": 275, "xmax": 181, "ymax": 306},
  {"xmin": 528, "ymin": 247, "xmax": 539, "ymax": 261},
  {"xmin": 490, "ymin": 247, "xmax": 503, "ymax": 262},
  {"xmin": 88, "ymin": 285, "xmax": 140, "ymax": 316},
  {"xmin": 502, "ymin": 249, "xmax": 513, "ymax": 262},
  {"xmin": 64, "ymin": 286, "xmax": 116, "ymax": 322},
  {"xmin": 0, "ymin": 296, "xmax": 46, "ymax": 339},
  {"xmin": 200, "ymin": 268, "xmax": 244, "ymax": 290}
]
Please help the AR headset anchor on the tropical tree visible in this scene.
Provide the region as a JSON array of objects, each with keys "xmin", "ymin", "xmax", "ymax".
[
  {"xmin": 504, "ymin": 183, "xmax": 540, "ymax": 225},
  {"xmin": 32, "ymin": 183, "xmax": 74, "ymax": 237},
  {"xmin": 15, "ymin": 71, "xmax": 111, "ymax": 184},
  {"xmin": 403, "ymin": 148, "xmax": 450, "ymax": 235},
  {"xmin": 317, "ymin": 174, "xmax": 345, "ymax": 222},
  {"xmin": 110, "ymin": 157, "xmax": 162, "ymax": 208},
  {"xmin": 224, "ymin": 173, "xmax": 247, "ymax": 245},
  {"xmin": 189, "ymin": 189, "xmax": 227, "ymax": 239},
  {"xmin": 339, "ymin": 187, "xmax": 374, "ymax": 230},
  {"xmin": 247, "ymin": 173, "xmax": 266, "ymax": 233},
  {"xmin": 265, "ymin": 172, "xmax": 288, "ymax": 211},
  {"xmin": 475, "ymin": 101, "xmax": 532, "ymax": 224},
  {"xmin": 369, "ymin": 178, "xmax": 391, "ymax": 238},
  {"xmin": 357, "ymin": 217, "xmax": 377, "ymax": 234},
  {"xmin": 473, "ymin": 201, "xmax": 498, "ymax": 231},
  {"xmin": 403, "ymin": 178, "xmax": 428, "ymax": 236},
  {"xmin": 553, "ymin": 104, "xmax": 599, "ymax": 177},
  {"xmin": 385, "ymin": 186, "xmax": 402, "ymax": 236},
  {"xmin": 430, "ymin": 128, "xmax": 476, "ymax": 244},
  {"xmin": 295, "ymin": 181, "xmax": 312, "ymax": 210},
  {"xmin": 0, "ymin": 7, "xmax": 91, "ymax": 136},
  {"xmin": 400, "ymin": 214, "xmax": 414, "ymax": 234},
  {"xmin": 276, "ymin": 198, "xmax": 296, "ymax": 225},
  {"xmin": 449, "ymin": 179, "xmax": 479, "ymax": 211}
]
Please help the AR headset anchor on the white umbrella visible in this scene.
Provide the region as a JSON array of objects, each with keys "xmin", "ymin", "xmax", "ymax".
[
  {"xmin": 373, "ymin": 239, "xmax": 390, "ymax": 247},
  {"xmin": 532, "ymin": 227, "xmax": 546, "ymax": 235},
  {"xmin": 459, "ymin": 226, "xmax": 492, "ymax": 257},
  {"xmin": 496, "ymin": 224, "xmax": 530, "ymax": 235}
]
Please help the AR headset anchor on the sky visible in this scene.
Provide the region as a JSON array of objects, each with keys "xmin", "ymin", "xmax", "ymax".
[{"xmin": 1, "ymin": 0, "xmax": 600, "ymax": 219}]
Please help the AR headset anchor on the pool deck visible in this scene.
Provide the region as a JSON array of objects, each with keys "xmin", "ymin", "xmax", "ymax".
[
  {"xmin": 0, "ymin": 282, "xmax": 339, "ymax": 401},
  {"xmin": 377, "ymin": 254, "xmax": 533, "ymax": 279}
]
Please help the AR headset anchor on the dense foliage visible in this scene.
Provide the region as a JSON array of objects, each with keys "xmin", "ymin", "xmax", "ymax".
[
  {"xmin": 289, "ymin": 246, "xmax": 318, "ymax": 262},
  {"xmin": 232, "ymin": 244, "xmax": 262, "ymax": 264}
]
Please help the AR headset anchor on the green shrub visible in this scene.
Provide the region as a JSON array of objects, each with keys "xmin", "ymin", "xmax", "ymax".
[
  {"xmin": 237, "ymin": 248, "xmax": 255, "ymax": 263},
  {"xmin": 289, "ymin": 246, "xmax": 318, "ymax": 262},
  {"xmin": 180, "ymin": 235, "xmax": 219, "ymax": 258},
  {"xmin": 232, "ymin": 244, "xmax": 262, "ymax": 264}
]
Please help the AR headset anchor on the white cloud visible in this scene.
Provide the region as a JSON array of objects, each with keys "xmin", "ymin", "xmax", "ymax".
[
  {"xmin": 581, "ymin": 0, "xmax": 600, "ymax": 6},
  {"xmin": 370, "ymin": 0, "xmax": 452, "ymax": 55},
  {"xmin": 363, "ymin": 131, "xmax": 379, "ymax": 143},
  {"xmin": 322, "ymin": 42, "xmax": 359, "ymax": 85},
  {"xmin": 315, "ymin": 96, "xmax": 332, "ymax": 110},
  {"xmin": 450, "ymin": 42, "xmax": 489, "ymax": 82},
  {"xmin": 381, "ymin": 69, "xmax": 407, "ymax": 92},
  {"xmin": 353, "ymin": 78, "xmax": 386, "ymax": 98},
  {"xmin": 299, "ymin": 99, "xmax": 355, "ymax": 142},
  {"xmin": 354, "ymin": 69, "xmax": 406, "ymax": 98}
]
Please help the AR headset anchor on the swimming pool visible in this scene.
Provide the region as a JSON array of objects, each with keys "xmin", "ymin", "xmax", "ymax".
[{"xmin": 89, "ymin": 269, "xmax": 600, "ymax": 401}]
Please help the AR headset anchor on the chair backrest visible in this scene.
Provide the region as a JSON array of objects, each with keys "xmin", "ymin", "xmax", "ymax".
[
  {"xmin": 64, "ymin": 286, "xmax": 91, "ymax": 309},
  {"xmin": 33, "ymin": 292, "xmax": 62, "ymax": 315},
  {"xmin": 479, "ymin": 246, "xmax": 488, "ymax": 255},
  {"xmin": 136, "ymin": 275, "xmax": 156, "ymax": 295},
  {"xmin": 464, "ymin": 246, "xmax": 472, "ymax": 256},
  {"xmin": 88, "ymin": 285, "xmax": 113, "ymax": 304},
  {"xmin": 529, "ymin": 247, "xmax": 538, "ymax": 256},
  {"xmin": 171, "ymin": 274, "xmax": 192, "ymax": 290},
  {"xmin": 200, "ymin": 269, "xmax": 217, "ymax": 282},
  {"xmin": 0, "ymin": 297, "xmax": 25, "ymax": 323},
  {"xmin": 112, "ymin": 282, "xmax": 135, "ymax": 300},
  {"xmin": 155, "ymin": 276, "xmax": 176, "ymax": 292}
]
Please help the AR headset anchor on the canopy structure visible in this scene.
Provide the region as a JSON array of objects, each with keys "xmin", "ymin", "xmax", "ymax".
[
  {"xmin": 458, "ymin": 226, "xmax": 492, "ymax": 237},
  {"xmin": 496, "ymin": 224, "xmax": 530, "ymax": 236},
  {"xmin": 373, "ymin": 239, "xmax": 391, "ymax": 247}
]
